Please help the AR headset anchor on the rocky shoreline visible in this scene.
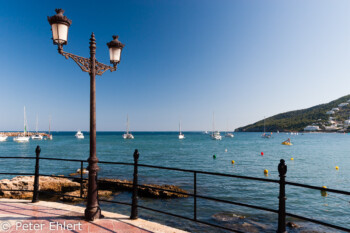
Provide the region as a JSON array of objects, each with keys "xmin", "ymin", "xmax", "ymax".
[{"xmin": 0, "ymin": 175, "xmax": 188, "ymax": 203}]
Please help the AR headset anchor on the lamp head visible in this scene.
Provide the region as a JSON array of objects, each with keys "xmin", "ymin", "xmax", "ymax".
[
  {"xmin": 47, "ymin": 9, "xmax": 72, "ymax": 45},
  {"xmin": 107, "ymin": 35, "xmax": 125, "ymax": 64}
]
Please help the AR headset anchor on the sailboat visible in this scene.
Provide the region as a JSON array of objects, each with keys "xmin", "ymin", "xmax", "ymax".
[
  {"xmin": 0, "ymin": 133, "xmax": 8, "ymax": 142},
  {"xmin": 225, "ymin": 121, "xmax": 234, "ymax": 138},
  {"xmin": 123, "ymin": 114, "xmax": 134, "ymax": 139},
  {"xmin": 178, "ymin": 121, "xmax": 185, "ymax": 139},
  {"xmin": 210, "ymin": 112, "xmax": 222, "ymax": 140},
  {"xmin": 75, "ymin": 130, "xmax": 84, "ymax": 139},
  {"xmin": 261, "ymin": 116, "xmax": 271, "ymax": 138},
  {"xmin": 14, "ymin": 107, "xmax": 30, "ymax": 142},
  {"xmin": 47, "ymin": 116, "xmax": 53, "ymax": 140},
  {"xmin": 31, "ymin": 115, "xmax": 43, "ymax": 140}
]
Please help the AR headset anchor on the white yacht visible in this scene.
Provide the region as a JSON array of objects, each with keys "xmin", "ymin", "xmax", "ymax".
[
  {"xmin": 211, "ymin": 131, "xmax": 222, "ymax": 140},
  {"xmin": 0, "ymin": 135, "xmax": 8, "ymax": 142},
  {"xmin": 31, "ymin": 134, "xmax": 43, "ymax": 140},
  {"xmin": 123, "ymin": 133, "xmax": 134, "ymax": 139},
  {"xmin": 31, "ymin": 115, "xmax": 43, "ymax": 140},
  {"xmin": 123, "ymin": 115, "xmax": 134, "ymax": 139},
  {"xmin": 178, "ymin": 121, "xmax": 185, "ymax": 139},
  {"xmin": 14, "ymin": 107, "xmax": 30, "ymax": 142},
  {"xmin": 210, "ymin": 113, "xmax": 222, "ymax": 140},
  {"xmin": 75, "ymin": 130, "xmax": 84, "ymax": 139},
  {"xmin": 225, "ymin": 121, "xmax": 234, "ymax": 138},
  {"xmin": 14, "ymin": 135, "xmax": 30, "ymax": 142}
]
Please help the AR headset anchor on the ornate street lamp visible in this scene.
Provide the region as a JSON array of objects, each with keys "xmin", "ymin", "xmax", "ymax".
[{"xmin": 48, "ymin": 9, "xmax": 124, "ymax": 221}]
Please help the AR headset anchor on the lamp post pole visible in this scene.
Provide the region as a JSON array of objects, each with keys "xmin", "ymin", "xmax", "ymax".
[
  {"xmin": 48, "ymin": 9, "xmax": 124, "ymax": 221},
  {"xmin": 86, "ymin": 33, "xmax": 100, "ymax": 220}
]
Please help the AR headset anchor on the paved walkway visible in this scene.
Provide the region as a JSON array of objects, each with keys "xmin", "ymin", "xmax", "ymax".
[{"xmin": 0, "ymin": 199, "xmax": 188, "ymax": 233}]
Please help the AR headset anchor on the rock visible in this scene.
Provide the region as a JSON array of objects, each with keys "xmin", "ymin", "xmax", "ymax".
[
  {"xmin": 212, "ymin": 212, "xmax": 246, "ymax": 222},
  {"xmin": 0, "ymin": 176, "xmax": 80, "ymax": 200},
  {"xmin": 60, "ymin": 190, "xmax": 113, "ymax": 203},
  {"xmin": 0, "ymin": 176, "xmax": 188, "ymax": 202},
  {"xmin": 97, "ymin": 178, "xmax": 188, "ymax": 198},
  {"xmin": 287, "ymin": 221, "xmax": 300, "ymax": 229},
  {"xmin": 212, "ymin": 212, "xmax": 272, "ymax": 232}
]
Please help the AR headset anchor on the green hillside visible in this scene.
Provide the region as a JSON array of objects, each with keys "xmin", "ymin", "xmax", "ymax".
[{"xmin": 235, "ymin": 94, "xmax": 350, "ymax": 132}]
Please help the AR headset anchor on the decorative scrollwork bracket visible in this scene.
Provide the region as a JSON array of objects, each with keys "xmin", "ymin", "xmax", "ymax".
[
  {"xmin": 58, "ymin": 44, "xmax": 117, "ymax": 76},
  {"xmin": 95, "ymin": 61, "xmax": 116, "ymax": 76}
]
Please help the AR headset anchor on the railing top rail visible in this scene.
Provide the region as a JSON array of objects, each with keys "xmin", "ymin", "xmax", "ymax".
[
  {"xmin": 40, "ymin": 157, "xmax": 85, "ymax": 162},
  {"xmin": 286, "ymin": 181, "xmax": 350, "ymax": 195},
  {"xmin": 98, "ymin": 160, "xmax": 134, "ymax": 166},
  {"xmin": 133, "ymin": 163, "xmax": 280, "ymax": 183},
  {"xmin": 90, "ymin": 159, "xmax": 279, "ymax": 183},
  {"xmin": 0, "ymin": 156, "xmax": 36, "ymax": 159}
]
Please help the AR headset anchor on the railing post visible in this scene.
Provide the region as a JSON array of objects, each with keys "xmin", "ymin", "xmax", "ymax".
[
  {"xmin": 277, "ymin": 159, "xmax": 287, "ymax": 233},
  {"xmin": 80, "ymin": 161, "xmax": 84, "ymax": 198},
  {"xmin": 130, "ymin": 149, "xmax": 139, "ymax": 220},
  {"xmin": 32, "ymin": 145, "xmax": 41, "ymax": 203},
  {"xmin": 194, "ymin": 171, "xmax": 197, "ymax": 221}
]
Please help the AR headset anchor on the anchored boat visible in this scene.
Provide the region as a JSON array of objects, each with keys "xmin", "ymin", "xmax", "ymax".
[{"xmin": 14, "ymin": 107, "xmax": 30, "ymax": 142}]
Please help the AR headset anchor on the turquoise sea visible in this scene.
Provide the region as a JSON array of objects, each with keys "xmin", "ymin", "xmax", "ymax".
[{"xmin": 0, "ymin": 132, "xmax": 349, "ymax": 232}]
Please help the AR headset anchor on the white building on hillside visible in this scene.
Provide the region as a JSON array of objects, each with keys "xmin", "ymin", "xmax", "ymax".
[
  {"xmin": 344, "ymin": 120, "xmax": 350, "ymax": 126},
  {"xmin": 338, "ymin": 103, "xmax": 349, "ymax": 107},
  {"xmin": 325, "ymin": 125, "xmax": 339, "ymax": 131},
  {"xmin": 326, "ymin": 110, "xmax": 335, "ymax": 115},
  {"xmin": 304, "ymin": 125, "xmax": 321, "ymax": 131},
  {"xmin": 331, "ymin": 108, "xmax": 339, "ymax": 111}
]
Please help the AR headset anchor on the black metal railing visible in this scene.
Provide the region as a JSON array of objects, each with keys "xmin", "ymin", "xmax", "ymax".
[{"xmin": 0, "ymin": 145, "xmax": 349, "ymax": 233}]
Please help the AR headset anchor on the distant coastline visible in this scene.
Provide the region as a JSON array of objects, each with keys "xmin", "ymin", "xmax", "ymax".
[{"xmin": 236, "ymin": 94, "xmax": 350, "ymax": 133}]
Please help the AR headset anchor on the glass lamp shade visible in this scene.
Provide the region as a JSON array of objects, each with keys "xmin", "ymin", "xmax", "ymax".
[
  {"xmin": 109, "ymin": 47, "xmax": 121, "ymax": 63},
  {"xmin": 47, "ymin": 9, "xmax": 72, "ymax": 45},
  {"xmin": 107, "ymin": 35, "xmax": 124, "ymax": 64},
  {"xmin": 51, "ymin": 23, "xmax": 69, "ymax": 45}
]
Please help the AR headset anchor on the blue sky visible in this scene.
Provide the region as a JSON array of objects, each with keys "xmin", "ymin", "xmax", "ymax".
[{"xmin": 1, "ymin": 0, "xmax": 350, "ymax": 131}]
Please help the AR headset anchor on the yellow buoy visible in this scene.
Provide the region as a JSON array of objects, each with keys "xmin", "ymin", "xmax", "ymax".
[
  {"xmin": 264, "ymin": 169, "xmax": 268, "ymax": 175},
  {"xmin": 231, "ymin": 160, "xmax": 235, "ymax": 164},
  {"xmin": 291, "ymin": 157, "xmax": 294, "ymax": 161},
  {"xmin": 321, "ymin": 186, "xmax": 327, "ymax": 197},
  {"xmin": 335, "ymin": 166, "xmax": 339, "ymax": 170}
]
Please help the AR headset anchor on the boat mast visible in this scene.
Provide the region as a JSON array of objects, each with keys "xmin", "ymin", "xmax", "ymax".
[
  {"xmin": 226, "ymin": 120, "xmax": 228, "ymax": 134},
  {"xmin": 179, "ymin": 121, "xmax": 182, "ymax": 134},
  {"xmin": 126, "ymin": 114, "xmax": 129, "ymax": 134},
  {"xmin": 49, "ymin": 115, "xmax": 51, "ymax": 135},
  {"xmin": 36, "ymin": 114, "xmax": 38, "ymax": 133},
  {"xmin": 212, "ymin": 112, "xmax": 215, "ymax": 136},
  {"xmin": 24, "ymin": 106, "xmax": 27, "ymax": 136}
]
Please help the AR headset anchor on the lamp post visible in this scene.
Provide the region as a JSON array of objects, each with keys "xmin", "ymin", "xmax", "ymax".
[{"xmin": 48, "ymin": 9, "xmax": 124, "ymax": 221}]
